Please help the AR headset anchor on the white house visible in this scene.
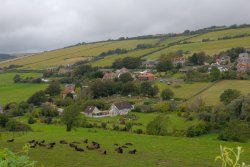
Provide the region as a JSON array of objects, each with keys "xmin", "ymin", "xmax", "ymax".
[
  {"xmin": 109, "ymin": 101, "xmax": 134, "ymax": 116},
  {"xmin": 84, "ymin": 106, "xmax": 109, "ymax": 118}
]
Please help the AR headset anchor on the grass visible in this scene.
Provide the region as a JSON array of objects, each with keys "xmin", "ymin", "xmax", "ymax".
[
  {"xmin": 155, "ymin": 80, "xmax": 212, "ymax": 99},
  {"xmin": 145, "ymin": 36, "xmax": 250, "ymax": 60},
  {"xmin": 0, "ymin": 123, "xmax": 250, "ymax": 167},
  {"xmin": 198, "ymin": 80, "xmax": 250, "ymax": 105},
  {"xmin": 0, "ymin": 39, "xmax": 159, "ymax": 69},
  {"xmin": 0, "ymin": 72, "xmax": 48, "ymax": 105},
  {"xmin": 187, "ymin": 27, "xmax": 250, "ymax": 42}
]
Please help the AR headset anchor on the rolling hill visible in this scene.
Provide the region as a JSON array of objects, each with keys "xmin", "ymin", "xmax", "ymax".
[{"xmin": 1, "ymin": 27, "xmax": 250, "ymax": 69}]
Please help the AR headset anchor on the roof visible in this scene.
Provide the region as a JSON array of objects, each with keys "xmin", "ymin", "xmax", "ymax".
[
  {"xmin": 85, "ymin": 106, "xmax": 97, "ymax": 114},
  {"xmin": 138, "ymin": 73, "xmax": 155, "ymax": 78},
  {"xmin": 114, "ymin": 101, "xmax": 133, "ymax": 110}
]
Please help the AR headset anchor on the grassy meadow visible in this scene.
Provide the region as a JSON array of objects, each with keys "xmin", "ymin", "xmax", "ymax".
[
  {"xmin": 0, "ymin": 72, "xmax": 48, "ymax": 105},
  {"xmin": 0, "ymin": 123, "xmax": 250, "ymax": 167},
  {"xmin": 198, "ymin": 80, "xmax": 250, "ymax": 105}
]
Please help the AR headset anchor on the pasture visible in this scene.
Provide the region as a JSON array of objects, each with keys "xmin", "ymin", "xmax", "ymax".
[
  {"xmin": 145, "ymin": 36, "xmax": 250, "ymax": 60},
  {"xmin": 0, "ymin": 123, "xmax": 250, "ymax": 167},
  {"xmin": 0, "ymin": 39, "xmax": 159, "ymax": 69},
  {"xmin": 198, "ymin": 80, "xmax": 250, "ymax": 105},
  {"xmin": 0, "ymin": 72, "xmax": 48, "ymax": 105}
]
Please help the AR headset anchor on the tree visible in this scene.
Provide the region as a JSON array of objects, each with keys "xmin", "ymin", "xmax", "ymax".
[
  {"xmin": 161, "ymin": 88, "xmax": 174, "ymax": 100},
  {"xmin": 210, "ymin": 67, "xmax": 221, "ymax": 81},
  {"xmin": 188, "ymin": 52, "xmax": 207, "ymax": 65},
  {"xmin": 146, "ymin": 115, "xmax": 169, "ymax": 136},
  {"xmin": 119, "ymin": 73, "xmax": 134, "ymax": 83},
  {"xmin": 45, "ymin": 81, "xmax": 61, "ymax": 96},
  {"xmin": 156, "ymin": 54, "xmax": 173, "ymax": 72},
  {"xmin": 13, "ymin": 74, "xmax": 21, "ymax": 83},
  {"xmin": 220, "ymin": 89, "xmax": 241, "ymax": 105},
  {"xmin": 61, "ymin": 104, "xmax": 81, "ymax": 131},
  {"xmin": 112, "ymin": 57, "xmax": 141, "ymax": 69},
  {"xmin": 140, "ymin": 82, "xmax": 158, "ymax": 97},
  {"xmin": 27, "ymin": 91, "xmax": 47, "ymax": 106}
]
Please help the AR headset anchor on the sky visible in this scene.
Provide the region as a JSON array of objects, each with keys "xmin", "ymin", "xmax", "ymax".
[{"xmin": 0, "ymin": 0, "xmax": 250, "ymax": 53}]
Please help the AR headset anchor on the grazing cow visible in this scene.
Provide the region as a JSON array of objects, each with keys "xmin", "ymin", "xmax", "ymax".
[
  {"xmin": 103, "ymin": 150, "xmax": 107, "ymax": 155},
  {"xmin": 40, "ymin": 140, "xmax": 45, "ymax": 143},
  {"xmin": 114, "ymin": 143, "xmax": 118, "ymax": 146},
  {"xmin": 60, "ymin": 140, "xmax": 68, "ymax": 144},
  {"xmin": 92, "ymin": 141, "xmax": 100, "ymax": 149},
  {"xmin": 121, "ymin": 145, "xmax": 128, "ymax": 148},
  {"xmin": 39, "ymin": 143, "xmax": 46, "ymax": 147},
  {"xmin": 47, "ymin": 145, "xmax": 54, "ymax": 149},
  {"xmin": 128, "ymin": 149, "xmax": 137, "ymax": 154},
  {"xmin": 69, "ymin": 143, "xmax": 77, "ymax": 148},
  {"xmin": 83, "ymin": 139, "xmax": 88, "ymax": 144},
  {"xmin": 30, "ymin": 145, "xmax": 36, "ymax": 148},
  {"xmin": 28, "ymin": 140, "xmax": 35, "ymax": 144},
  {"xmin": 49, "ymin": 142, "xmax": 56, "ymax": 146},
  {"xmin": 72, "ymin": 141, "xmax": 81, "ymax": 144},
  {"xmin": 75, "ymin": 146, "xmax": 84, "ymax": 152},
  {"xmin": 86, "ymin": 145, "xmax": 95, "ymax": 150},
  {"xmin": 7, "ymin": 139, "xmax": 14, "ymax": 142},
  {"xmin": 115, "ymin": 147, "xmax": 123, "ymax": 154},
  {"xmin": 125, "ymin": 143, "xmax": 133, "ymax": 146}
]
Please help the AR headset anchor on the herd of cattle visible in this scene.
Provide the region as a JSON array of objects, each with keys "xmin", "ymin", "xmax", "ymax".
[{"xmin": 7, "ymin": 138, "xmax": 137, "ymax": 155}]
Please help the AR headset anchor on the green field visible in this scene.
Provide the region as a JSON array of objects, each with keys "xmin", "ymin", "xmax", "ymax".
[
  {"xmin": 198, "ymin": 80, "xmax": 250, "ymax": 105},
  {"xmin": 0, "ymin": 123, "xmax": 249, "ymax": 167},
  {"xmin": 155, "ymin": 81, "xmax": 212, "ymax": 99},
  {"xmin": 0, "ymin": 72, "xmax": 48, "ymax": 105},
  {"xmin": 187, "ymin": 27, "xmax": 250, "ymax": 42},
  {"xmin": 145, "ymin": 36, "xmax": 250, "ymax": 60},
  {"xmin": 0, "ymin": 39, "xmax": 159, "ymax": 69}
]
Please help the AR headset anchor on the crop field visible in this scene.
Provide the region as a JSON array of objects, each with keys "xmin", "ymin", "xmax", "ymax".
[
  {"xmin": 0, "ymin": 123, "xmax": 250, "ymax": 167},
  {"xmin": 197, "ymin": 80, "xmax": 250, "ymax": 105},
  {"xmin": 155, "ymin": 81, "xmax": 212, "ymax": 99},
  {"xmin": 187, "ymin": 27, "xmax": 250, "ymax": 42},
  {"xmin": 0, "ymin": 72, "xmax": 48, "ymax": 105},
  {"xmin": 144, "ymin": 36, "xmax": 250, "ymax": 60},
  {"xmin": 0, "ymin": 39, "xmax": 159, "ymax": 69},
  {"xmin": 159, "ymin": 36, "xmax": 191, "ymax": 46}
]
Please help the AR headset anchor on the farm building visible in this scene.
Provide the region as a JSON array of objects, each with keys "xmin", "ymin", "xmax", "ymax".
[
  {"xmin": 172, "ymin": 57, "xmax": 186, "ymax": 66},
  {"xmin": 237, "ymin": 53, "xmax": 250, "ymax": 73},
  {"xmin": 142, "ymin": 61, "xmax": 158, "ymax": 68},
  {"xmin": 84, "ymin": 106, "xmax": 110, "ymax": 118},
  {"xmin": 109, "ymin": 101, "xmax": 134, "ymax": 116},
  {"xmin": 137, "ymin": 72, "xmax": 156, "ymax": 81}
]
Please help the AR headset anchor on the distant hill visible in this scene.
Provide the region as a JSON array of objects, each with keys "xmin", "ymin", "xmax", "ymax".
[
  {"xmin": 0, "ymin": 54, "xmax": 15, "ymax": 61},
  {"xmin": 1, "ymin": 24, "xmax": 250, "ymax": 69}
]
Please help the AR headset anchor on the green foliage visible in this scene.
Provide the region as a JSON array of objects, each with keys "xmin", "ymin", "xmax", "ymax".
[
  {"xmin": 125, "ymin": 122, "xmax": 133, "ymax": 132},
  {"xmin": 218, "ymin": 120, "xmax": 250, "ymax": 143},
  {"xmin": 112, "ymin": 57, "xmax": 141, "ymax": 69},
  {"xmin": 5, "ymin": 119, "xmax": 31, "ymax": 132},
  {"xmin": 45, "ymin": 81, "xmax": 61, "ymax": 96},
  {"xmin": 140, "ymin": 82, "xmax": 159, "ymax": 97},
  {"xmin": 0, "ymin": 114, "xmax": 9, "ymax": 128},
  {"xmin": 188, "ymin": 52, "xmax": 207, "ymax": 65},
  {"xmin": 0, "ymin": 145, "xmax": 37, "ymax": 167},
  {"xmin": 156, "ymin": 55, "xmax": 173, "ymax": 72},
  {"xmin": 28, "ymin": 117, "xmax": 36, "ymax": 124},
  {"xmin": 153, "ymin": 102, "xmax": 171, "ymax": 112},
  {"xmin": 61, "ymin": 104, "xmax": 82, "ymax": 131},
  {"xmin": 161, "ymin": 88, "xmax": 174, "ymax": 100},
  {"xmin": 220, "ymin": 89, "xmax": 241, "ymax": 105},
  {"xmin": 27, "ymin": 91, "xmax": 47, "ymax": 106},
  {"xmin": 40, "ymin": 103, "xmax": 58, "ymax": 117},
  {"xmin": 215, "ymin": 145, "xmax": 250, "ymax": 167},
  {"xmin": 13, "ymin": 74, "xmax": 21, "ymax": 83},
  {"xmin": 146, "ymin": 115, "xmax": 169, "ymax": 136},
  {"xmin": 119, "ymin": 73, "xmax": 134, "ymax": 83},
  {"xmin": 210, "ymin": 67, "xmax": 221, "ymax": 81},
  {"xmin": 186, "ymin": 123, "xmax": 208, "ymax": 137}
]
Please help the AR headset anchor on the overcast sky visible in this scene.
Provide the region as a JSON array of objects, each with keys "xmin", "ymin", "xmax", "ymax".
[{"xmin": 0, "ymin": 0, "xmax": 250, "ymax": 53}]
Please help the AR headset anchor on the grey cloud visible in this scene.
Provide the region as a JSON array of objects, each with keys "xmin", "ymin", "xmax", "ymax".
[{"xmin": 0, "ymin": 0, "xmax": 250, "ymax": 53}]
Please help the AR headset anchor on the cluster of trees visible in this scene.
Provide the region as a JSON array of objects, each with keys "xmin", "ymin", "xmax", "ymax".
[
  {"xmin": 90, "ymin": 79, "xmax": 158, "ymax": 98},
  {"xmin": 136, "ymin": 44, "xmax": 153, "ymax": 49},
  {"xmin": 218, "ymin": 34, "xmax": 250, "ymax": 41},
  {"xmin": 99, "ymin": 48, "xmax": 129, "ymax": 58},
  {"xmin": 112, "ymin": 57, "xmax": 142, "ymax": 69},
  {"xmin": 13, "ymin": 74, "xmax": 42, "ymax": 83},
  {"xmin": 188, "ymin": 52, "xmax": 210, "ymax": 65},
  {"xmin": 0, "ymin": 114, "xmax": 31, "ymax": 131}
]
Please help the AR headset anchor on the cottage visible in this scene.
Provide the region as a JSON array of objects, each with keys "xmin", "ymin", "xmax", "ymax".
[
  {"xmin": 62, "ymin": 84, "xmax": 77, "ymax": 99},
  {"xmin": 216, "ymin": 55, "xmax": 231, "ymax": 65},
  {"xmin": 115, "ymin": 67, "xmax": 129, "ymax": 78},
  {"xmin": 109, "ymin": 101, "xmax": 134, "ymax": 116},
  {"xmin": 137, "ymin": 72, "xmax": 156, "ymax": 81},
  {"xmin": 142, "ymin": 61, "xmax": 158, "ymax": 68},
  {"xmin": 237, "ymin": 53, "xmax": 250, "ymax": 73},
  {"xmin": 172, "ymin": 57, "xmax": 186, "ymax": 66},
  {"xmin": 102, "ymin": 72, "xmax": 116, "ymax": 80},
  {"xmin": 84, "ymin": 106, "xmax": 109, "ymax": 118}
]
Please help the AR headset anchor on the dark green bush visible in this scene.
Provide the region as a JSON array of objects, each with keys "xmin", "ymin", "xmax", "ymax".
[{"xmin": 186, "ymin": 123, "xmax": 208, "ymax": 137}]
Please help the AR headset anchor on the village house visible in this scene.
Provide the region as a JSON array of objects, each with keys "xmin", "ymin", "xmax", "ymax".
[
  {"xmin": 172, "ymin": 57, "xmax": 186, "ymax": 66},
  {"xmin": 209, "ymin": 64, "xmax": 229, "ymax": 72},
  {"xmin": 141, "ymin": 61, "xmax": 158, "ymax": 68},
  {"xmin": 102, "ymin": 72, "xmax": 116, "ymax": 80},
  {"xmin": 84, "ymin": 106, "xmax": 109, "ymax": 118},
  {"xmin": 137, "ymin": 72, "xmax": 156, "ymax": 81},
  {"xmin": 216, "ymin": 55, "xmax": 231, "ymax": 65},
  {"xmin": 115, "ymin": 67, "xmax": 129, "ymax": 78},
  {"xmin": 102, "ymin": 67, "xmax": 130, "ymax": 80},
  {"xmin": 237, "ymin": 53, "xmax": 250, "ymax": 73},
  {"xmin": 109, "ymin": 101, "xmax": 134, "ymax": 116},
  {"xmin": 62, "ymin": 84, "xmax": 77, "ymax": 100}
]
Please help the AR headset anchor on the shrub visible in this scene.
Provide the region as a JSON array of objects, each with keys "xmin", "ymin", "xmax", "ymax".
[
  {"xmin": 28, "ymin": 117, "xmax": 36, "ymax": 124},
  {"xmin": 161, "ymin": 88, "xmax": 174, "ymax": 100},
  {"xmin": 125, "ymin": 122, "xmax": 133, "ymax": 132},
  {"xmin": 134, "ymin": 128, "xmax": 144, "ymax": 134},
  {"xmin": 146, "ymin": 115, "xmax": 169, "ymax": 136},
  {"xmin": 6, "ymin": 119, "xmax": 32, "ymax": 132},
  {"xmin": 112, "ymin": 124, "xmax": 119, "ymax": 131},
  {"xmin": 186, "ymin": 123, "xmax": 208, "ymax": 137},
  {"xmin": 101, "ymin": 122, "xmax": 107, "ymax": 129}
]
